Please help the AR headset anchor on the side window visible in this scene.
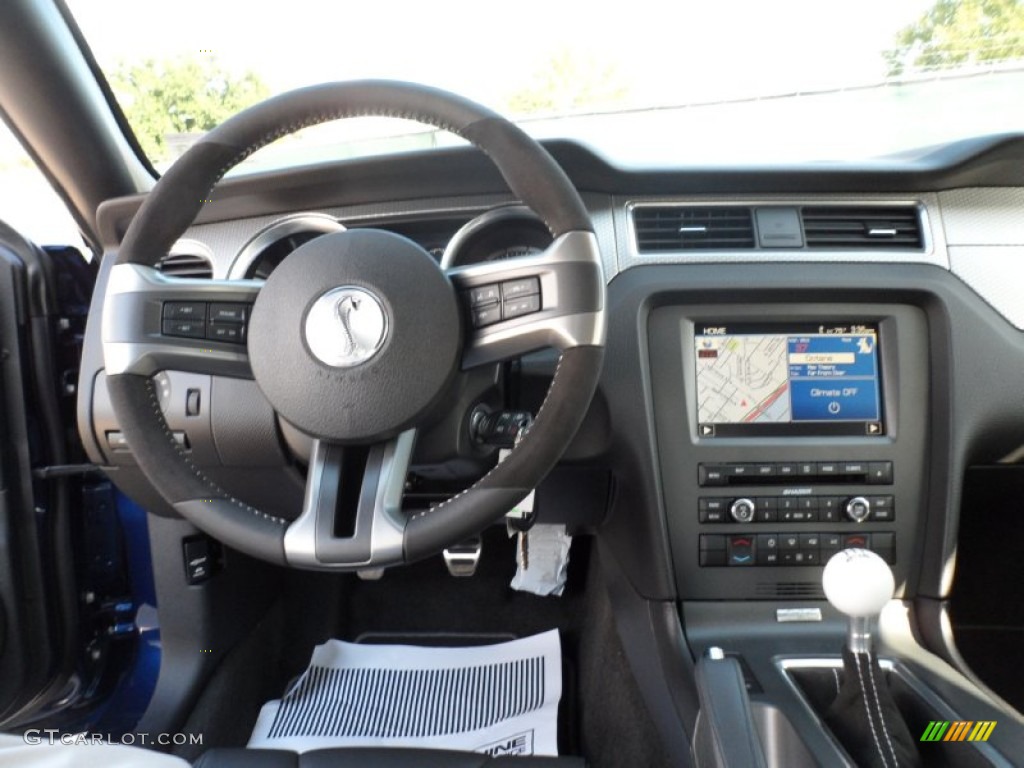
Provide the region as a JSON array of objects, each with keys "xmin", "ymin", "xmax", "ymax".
[{"xmin": 0, "ymin": 119, "xmax": 83, "ymax": 248}]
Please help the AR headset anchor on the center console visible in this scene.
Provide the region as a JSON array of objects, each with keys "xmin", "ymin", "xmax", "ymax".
[{"xmin": 647, "ymin": 303, "xmax": 929, "ymax": 600}]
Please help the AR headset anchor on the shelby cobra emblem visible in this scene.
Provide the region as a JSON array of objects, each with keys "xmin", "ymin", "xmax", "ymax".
[{"xmin": 304, "ymin": 286, "xmax": 388, "ymax": 367}]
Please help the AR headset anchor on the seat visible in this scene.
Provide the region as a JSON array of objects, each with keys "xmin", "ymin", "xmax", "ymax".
[{"xmin": 193, "ymin": 747, "xmax": 585, "ymax": 767}]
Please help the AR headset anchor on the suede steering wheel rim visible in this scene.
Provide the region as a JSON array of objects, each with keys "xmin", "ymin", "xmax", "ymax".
[{"xmin": 101, "ymin": 80, "xmax": 606, "ymax": 570}]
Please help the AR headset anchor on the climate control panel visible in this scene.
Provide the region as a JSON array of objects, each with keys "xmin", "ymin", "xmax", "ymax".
[{"xmin": 700, "ymin": 531, "xmax": 894, "ymax": 567}]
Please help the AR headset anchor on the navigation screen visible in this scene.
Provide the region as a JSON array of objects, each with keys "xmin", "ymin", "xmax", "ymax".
[{"xmin": 694, "ymin": 323, "xmax": 883, "ymax": 437}]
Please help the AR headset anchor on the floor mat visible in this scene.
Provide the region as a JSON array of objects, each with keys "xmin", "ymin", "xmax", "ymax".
[{"xmin": 248, "ymin": 629, "xmax": 562, "ymax": 756}]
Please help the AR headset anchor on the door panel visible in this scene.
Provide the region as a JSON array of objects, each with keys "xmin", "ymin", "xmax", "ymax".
[{"xmin": 0, "ymin": 220, "xmax": 105, "ymax": 726}]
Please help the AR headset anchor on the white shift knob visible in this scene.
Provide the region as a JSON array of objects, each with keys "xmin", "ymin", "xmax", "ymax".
[{"xmin": 823, "ymin": 548, "xmax": 894, "ymax": 618}]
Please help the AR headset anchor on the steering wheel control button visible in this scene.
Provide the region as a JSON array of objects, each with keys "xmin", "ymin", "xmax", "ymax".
[
  {"xmin": 845, "ymin": 496, "xmax": 872, "ymax": 523},
  {"xmin": 207, "ymin": 322, "xmax": 245, "ymax": 343},
  {"xmin": 501, "ymin": 277, "xmax": 540, "ymax": 299},
  {"xmin": 469, "ymin": 284, "xmax": 501, "ymax": 306},
  {"xmin": 208, "ymin": 303, "xmax": 248, "ymax": 323},
  {"xmin": 305, "ymin": 286, "xmax": 388, "ymax": 368},
  {"xmin": 163, "ymin": 301, "xmax": 207, "ymax": 320},
  {"xmin": 472, "ymin": 304, "xmax": 502, "ymax": 328},
  {"xmin": 162, "ymin": 318, "xmax": 206, "ymax": 339},
  {"xmin": 729, "ymin": 498, "xmax": 756, "ymax": 523},
  {"xmin": 502, "ymin": 294, "xmax": 541, "ymax": 320}
]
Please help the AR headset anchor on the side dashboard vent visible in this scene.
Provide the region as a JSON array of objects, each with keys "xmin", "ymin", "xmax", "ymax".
[
  {"xmin": 157, "ymin": 251, "xmax": 213, "ymax": 279},
  {"xmin": 801, "ymin": 206, "xmax": 923, "ymax": 249},
  {"xmin": 633, "ymin": 206, "xmax": 755, "ymax": 252}
]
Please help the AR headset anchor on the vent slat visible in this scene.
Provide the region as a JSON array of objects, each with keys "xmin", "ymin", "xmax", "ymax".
[
  {"xmin": 634, "ymin": 206, "xmax": 755, "ymax": 252},
  {"xmin": 157, "ymin": 253, "xmax": 213, "ymax": 279},
  {"xmin": 755, "ymin": 582, "xmax": 825, "ymax": 598},
  {"xmin": 801, "ymin": 206, "xmax": 923, "ymax": 249}
]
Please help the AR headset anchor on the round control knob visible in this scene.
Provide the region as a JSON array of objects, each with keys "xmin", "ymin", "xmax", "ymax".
[
  {"xmin": 845, "ymin": 496, "xmax": 872, "ymax": 523},
  {"xmin": 730, "ymin": 497, "xmax": 756, "ymax": 523},
  {"xmin": 823, "ymin": 548, "xmax": 894, "ymax": 618}
]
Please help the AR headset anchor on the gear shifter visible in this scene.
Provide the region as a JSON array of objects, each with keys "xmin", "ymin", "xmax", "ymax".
[
  {"xmin": 823, "ymin": 547, "xmax": 895, "ymax": 654},
  {"xmin": 820, "ymin": 549, "xmax": 920, "ymax": 768}
]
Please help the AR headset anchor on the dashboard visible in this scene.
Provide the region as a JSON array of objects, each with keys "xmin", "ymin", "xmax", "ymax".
[{"xmin": 79, "ymin": 135, "xmax": 1024, "ymax": 606}]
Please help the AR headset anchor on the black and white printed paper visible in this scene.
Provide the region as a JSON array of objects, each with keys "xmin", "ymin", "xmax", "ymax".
[{"xmin": 248, "ymin": 630, "xmax": 562, "ymax": 755}]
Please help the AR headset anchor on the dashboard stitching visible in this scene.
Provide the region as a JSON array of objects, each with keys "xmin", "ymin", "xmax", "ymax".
[
  {"xmin": 408, "ymin": 352, "xmax": 566, "ymax": 521},
  {"xmin": 145, "ymin": 379, "xmax": 288, "ymax": 526}
]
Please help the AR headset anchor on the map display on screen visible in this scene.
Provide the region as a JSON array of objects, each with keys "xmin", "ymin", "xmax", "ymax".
[{"xmin": 694, "ymin": 323, "xmax": 883, "ymax": 437}]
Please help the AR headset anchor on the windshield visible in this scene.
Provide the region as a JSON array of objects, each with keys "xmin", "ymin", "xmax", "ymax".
[{"xmin": 65, "ymin": 0, "xmax": 1024, "ymax": 173}]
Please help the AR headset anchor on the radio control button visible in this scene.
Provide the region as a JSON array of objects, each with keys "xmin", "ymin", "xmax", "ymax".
[
  {"xmin": 699, "ymin": 465, "xmax": 728, "ymax": 486},
  {"xmin": 755, "ymin": 507, "xmax": 777, "ymax": 523},
  {"xmin": 699, "ymin": 497, "xmax": 727, "ymax": 512},
  {"xmin": 867, "ymin": 462, "xmax": 894, "ymax": 484},
  {"xmin": 778, "ymin": 463, "xmax": 798, "ymax": 477},
  {"xmin": 729, "ymin": 498, "xmax": 757, "ymax": 523},
  {"xmin": 699, "ymin": 508, "xmax": 727, "ymax": 523},
  {"xmin": 782, "ymin": 509, "xmax": 818, "ymax": 523},
  {"xmin": 754, "ymin": 497, "xmax": 777, "ymax": 522},
  {"xmin": 869, "ymin": 496, "xmax": 895, "ymax": 522},
  {"xmin": 845, "ymin": 496, "xmax": 872, "ymax": 523}
]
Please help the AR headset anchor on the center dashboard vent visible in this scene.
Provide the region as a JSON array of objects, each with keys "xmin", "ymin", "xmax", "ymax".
[
  {"xmin": 633, "ymin": 206, "xmax": 755, "ymax": 252},
  {"xmin": 801, "ymin": 206, "xmax": 923, "ymax": 249},
  {"xmin": 157, "ymin": 251, "xmax": 213, "ymax": 279}
]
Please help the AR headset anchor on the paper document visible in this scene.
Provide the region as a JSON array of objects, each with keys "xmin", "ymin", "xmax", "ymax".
[{"xmin": 249, "ymin": 630, "xmax": 562, "ymax": 756}]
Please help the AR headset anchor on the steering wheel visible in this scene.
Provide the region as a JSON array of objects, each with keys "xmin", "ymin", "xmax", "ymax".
[{"xmin": 101, "ymin": 81, "xmax": 606, "ymax": 570}]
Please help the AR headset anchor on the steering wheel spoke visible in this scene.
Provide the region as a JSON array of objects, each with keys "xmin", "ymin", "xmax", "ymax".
[
  {"xmin": 102, "ymin": 263, "xmax": 260, "ymax": 377},
  {"xmin": 448, "ymin": 231, "xmax": 605, "ymax": 367},
  {"xmin": 284, "ymin": 430, "xmax": 415, "ymax": 569}
]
